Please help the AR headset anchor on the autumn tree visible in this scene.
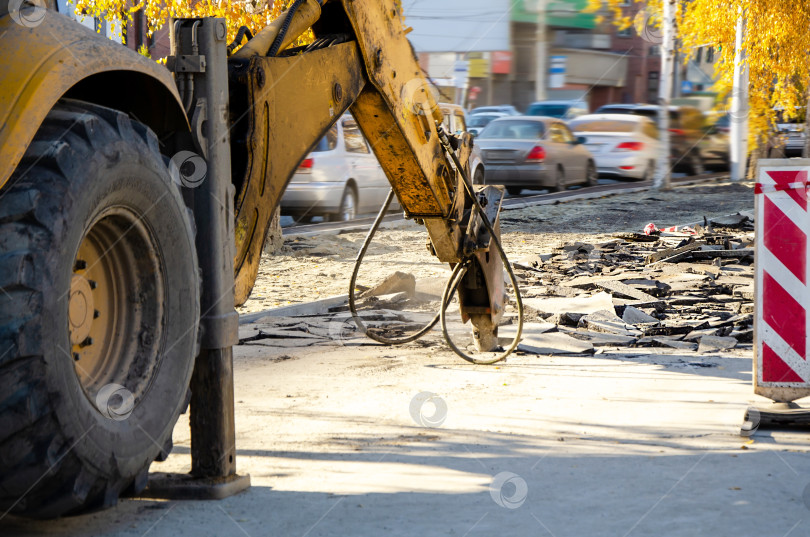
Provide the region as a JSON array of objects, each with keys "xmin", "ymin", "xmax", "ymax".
[
  {"xmin": 74, "ymin": 0, "xmax": 298, "ymax": 50},
  {"xmin": 588, "ymin": 0, "xmax": 810, "ymax": 152}
]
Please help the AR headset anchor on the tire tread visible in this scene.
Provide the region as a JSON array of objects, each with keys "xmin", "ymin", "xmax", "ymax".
[{"xmin": 0, "ymin": 99, "xmax": 194, "ymax": 518}]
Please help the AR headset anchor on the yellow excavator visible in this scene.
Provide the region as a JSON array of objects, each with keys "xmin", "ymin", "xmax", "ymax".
[{"xmin": 0, "ymin": 0, "xmax": 520, "ymax": 518}]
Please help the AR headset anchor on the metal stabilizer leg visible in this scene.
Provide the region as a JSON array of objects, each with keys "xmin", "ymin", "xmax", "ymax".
[{"xmin": 145, "ymin": 17, "xmax": 250, "ymax": 500}]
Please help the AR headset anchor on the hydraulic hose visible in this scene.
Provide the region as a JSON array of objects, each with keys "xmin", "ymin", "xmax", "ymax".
[
  {"xmin": 435, "ymin": 125, "xmax": 524, "ymax": 364},
  {"xmin": 347, "ymin": 128, "xmax": 524, "ymax": 364},
  {"xmin": 348, "ymin": 190, "xmax": 441, "ymax": 345},
  {"xmin": 227, "ymin": 26, "xmax": 254, "ymax": 56},
  {"xmin": 268, "ymin": 0, "xmax": 306, "ymax": 57}
]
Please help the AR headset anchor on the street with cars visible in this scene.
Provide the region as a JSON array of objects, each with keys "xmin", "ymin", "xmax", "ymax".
[{"xmin": 281, "ymin": 98, "xmax": 739, "ymax": 224}]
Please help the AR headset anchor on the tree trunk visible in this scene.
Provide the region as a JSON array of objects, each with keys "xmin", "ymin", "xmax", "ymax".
[
  {"xmin": 802, "ymin": 88, "xmax": 810, "ymax": 158},
  {"xmin": 748, "ymin": 138, "xmax": 769, "ymax": 180},
  {"xmin": 262, "ymin": 206, "xmax": 284, "ymax": 255}
]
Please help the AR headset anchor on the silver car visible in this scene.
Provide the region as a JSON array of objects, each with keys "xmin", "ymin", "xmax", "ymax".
[
  {"xmin": 476, "ymin": 116, "xmax": 596, "ymax": 195},
  {"xmin": 775, "ymin": 109, "xmax": 806, "ymax": 157},
  {"xmin": 569, "ymin": 114, "xmax": 661, "ymax": 181},
  {"xmin": 281, "ymin": 116, "xmax": 392, "ymax": 222}
]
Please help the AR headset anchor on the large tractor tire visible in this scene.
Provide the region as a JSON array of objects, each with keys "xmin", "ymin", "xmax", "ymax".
[{"xmin": 0, "ymin": 100, "xmax": 200, "ymax": 518}]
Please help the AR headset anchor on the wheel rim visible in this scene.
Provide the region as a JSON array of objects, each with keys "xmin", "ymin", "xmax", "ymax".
[
  {"xmin": 69, "ymin": 207, "xmax": 165, "ymax": 411},
  {"xmin": 341, "ymin": 191, "xmax": 356, "ymax": 221}
]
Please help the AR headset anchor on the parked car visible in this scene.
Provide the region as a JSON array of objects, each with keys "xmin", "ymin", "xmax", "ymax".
[
  {"xmin": 569, "ymin": 114, "xmax": 660, "ymax": 181},
  {"xmin": 470, "ymin": 105, "xmax": 521, "ymax": 116},
  {"xmin": 594, "ymin": 103, "xmax": 643, "ymax": 115},
  {"xmin": 281, "ymin": 115, "xmax": 392, "ymax": 222},
  {"xmin": 637, "ymin": 105, "xmax": 713, "ymax": 173},
  {"xmin": 468, "ymin": 112, "xmax": 507, "ymax": 137},
  {"xmin": 440, "ymin": 103, "xmax": 486, "ymax": 185},
  {"xmin": 774, "ymin": 108, "xmax": 806, "ymax": 157},
  {"xmin": 700, "ymin": 114, "xmax": 731, "ymax": 169},
  {"xmin": 476, "ymin": 116, "xmax": 596, "ymax": 195},
  {"xmin": 593, "ymin": 104, "xmax": 708, "ymax": 174},
  {"xmin": 526, "ymin": 100, "xmax": 588, "ymax": 120}
]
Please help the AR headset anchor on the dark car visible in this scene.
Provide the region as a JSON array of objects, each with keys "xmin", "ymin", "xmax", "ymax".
[
  {"xmin": 476, "ymin": 117, "xmax": 596, "ymax": 195},
  {"xmin": 593, "ymin": 104, "xmax": 708, "ymax": 174}
]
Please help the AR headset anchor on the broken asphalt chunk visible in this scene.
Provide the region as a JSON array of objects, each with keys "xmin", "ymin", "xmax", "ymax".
[
  {"xmin": 594, "ymin": 280, "xmax": 662, "ymax": 305},
  {"xmin": 579, "ymin": 310, "xmax": 642, "ymax": 337},
  {"xmin": 622, "ymin": 306, "xmax": 659, "ymax": 325},
  {"xmin": 363, "ymin": 271, "xmax": 416, "ymax": 298},
  {"xmin": 559, "ymin": 327, "xmax": 637, "ymax": 346},
  {"xmin": 522, "ymin": 291, "xmax": 614, "ymax": 316},
  {"xmin": 697, "ymin": 335, "xmax": 738, "ymax": 353},
  {"xmin": 518, "ymin": 332, "xmax": 595, "ymax": 355},
  {"xmin": 645, "ymin": 240, "xmax": 705, "ymax": 264}
]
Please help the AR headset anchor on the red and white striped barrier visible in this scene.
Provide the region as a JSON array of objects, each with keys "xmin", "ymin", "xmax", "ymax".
[{"xmin": 755, "ymin": 160, "xmax": 810, "ymax": 402}]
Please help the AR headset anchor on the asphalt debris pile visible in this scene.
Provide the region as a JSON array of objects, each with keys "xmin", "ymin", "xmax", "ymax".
[
  {"xmin": 508, "ymin": 212, "xmax": 755, "ymax": 355},
  {"xmin": 239, "ymin": 212, "xmax": 757, "ymax": 358},
  {"xmin": 238, "ymin": 271, "xmax": 447, "ymax": 348}
]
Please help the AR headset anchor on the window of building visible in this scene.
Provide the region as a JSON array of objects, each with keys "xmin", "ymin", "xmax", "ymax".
[
  {"xmin": 617, "ymin": 27, "xmax": 632, "ymax": 38},
  {"xmin": 647, "ymin": 71, "xmax": 660, "ymax": 103},
  {"xmin": 706, "ymin": 47, "xmax": 715, "ymax": 63},
  {"xmin": 648, "ymin": 45, "xmax": 660, "ymax": 56}
]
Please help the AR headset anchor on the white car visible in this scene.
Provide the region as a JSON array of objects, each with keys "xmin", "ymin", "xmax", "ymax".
[
  {"xmin": 569, "ymin": 114, "xmax": 661, "ymax": 181},
  {"xmin": 281, "ymin": 116, "xmax": 394, "ymax": 222},
  {"xmin": 470, "ymin": 105, "xmax": 521, "ymax": 116},
  {"xmin": 468, "ymin": 112, "xmax": 507, "ymax": 137}
]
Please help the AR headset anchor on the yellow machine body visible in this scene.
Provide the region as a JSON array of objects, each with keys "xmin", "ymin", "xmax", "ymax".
[{"xmin": 0, "ymin": 11, "xmax": 188, "ymax": 191}]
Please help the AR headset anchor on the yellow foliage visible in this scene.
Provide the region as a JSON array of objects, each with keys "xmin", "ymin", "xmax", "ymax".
[
  {"xmin": 588, "ymin": 0, "xmax": 810, "ymax": 146},
  {"xmin": 74, "ymin": 0, "xmax": 303, "ymax": 53}
]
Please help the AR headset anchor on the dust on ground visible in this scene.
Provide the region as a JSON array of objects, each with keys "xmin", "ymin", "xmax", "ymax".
[{"xmin": 238, "ymin": 180, "xmax": 754, "ymax": 314}]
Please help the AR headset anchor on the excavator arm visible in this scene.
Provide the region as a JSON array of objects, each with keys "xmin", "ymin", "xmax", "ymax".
[{"xmin": 224, "ymin": 0, "xmax": 508, "ymax": 350}]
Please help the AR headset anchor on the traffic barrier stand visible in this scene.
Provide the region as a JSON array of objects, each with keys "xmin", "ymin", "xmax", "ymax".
[{"xmin": 745, "ymin": 159, "xmax": 810, "ymax": 435}]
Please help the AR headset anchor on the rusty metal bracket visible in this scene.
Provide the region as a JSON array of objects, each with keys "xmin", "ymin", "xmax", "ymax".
[{"xmin": 166, "ymin": 54, "xmax": 207, "ymax": 73}]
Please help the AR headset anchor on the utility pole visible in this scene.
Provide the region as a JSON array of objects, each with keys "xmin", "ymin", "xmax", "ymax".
[
  {"xmin": 730, "ymin": 12, "xmax": 748, "ymax": 180},
  {"xmin": 654, "ymin": 0, "xmax": 675, "ymax": 190},
  {"xmin": 535, "ymin": 0, "xmax": 547, "ymax": 102}
]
